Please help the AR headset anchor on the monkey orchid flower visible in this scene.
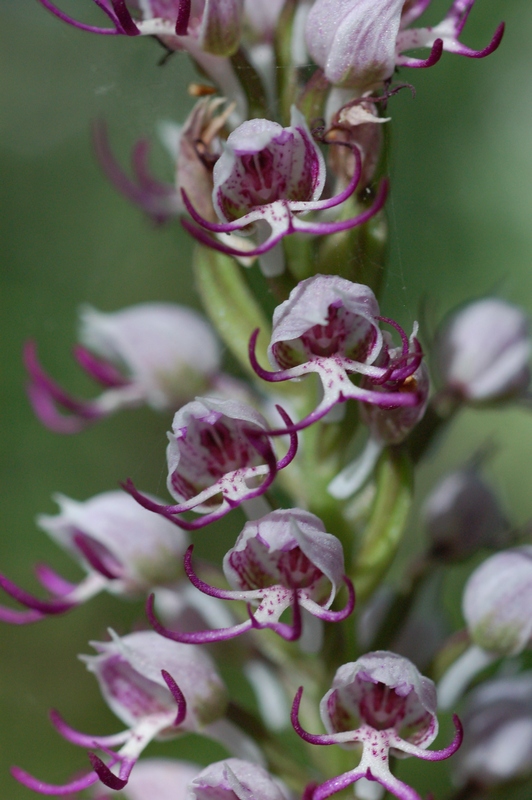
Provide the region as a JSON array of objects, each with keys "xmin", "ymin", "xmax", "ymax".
[
  {"xmin": 180, "ymin": 107, "xmax": 388, "ymax": 276},
  {"xmin": 249, "ymin": 275, "xmax": 424, "ymax": 435},
  {"xmin": 124, "ymin": 398, "xmax": 298, "ymax": 531},
  {"xmin": 305, "ymin": 0, "xmax": 504, "ymax": 90},
  {"xmin": 0, "ymin": 491, "xmax": 188, "ymax": 625},
  {"xmin": 12, "ymin": 631, "xmax": 228, "ymax": 795},
  {"xmin": 25, "ymin": 303, "xmax": 221, "ymax": 434},
  {"xmin": 292, "ymin": 651, "xmax": 463, "ymax": 800},
  {"xmin": 146, "ymin": 509, "xmax": 355, "ymax": 643}
]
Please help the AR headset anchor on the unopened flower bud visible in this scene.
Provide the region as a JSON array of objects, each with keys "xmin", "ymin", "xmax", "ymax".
[
  {"xmin": 434, "ymin": 298, "xmax": 531, "ymax": 404},
  {"xmin": 326, "ymin": 100, "xmax": 389, "ymax": 191},
  {"xmin": 423, "ymin": 468, "xmax": 508, "ymax": 561},
  {"xmin": 453, "ymin": 673, "xmax": 532, "ymax": 788},
  {"xmin": 360, "ymin": 350, "xmax": 429, "ymax": 445},
  {"xmin": 187, "ymin": 759, "xmax": 290, "ymax": 800},
  {"xmin": 463, "ymin": 547, "xmax": 532, "ymax": 656}
]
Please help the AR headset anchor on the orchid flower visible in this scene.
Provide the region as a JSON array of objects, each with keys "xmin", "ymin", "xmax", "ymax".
[
  {"xmin": 305, "ymin": 0, "xmax": 504, "ymax": 90},
  {"xmin": 180, "ymin": 107, "xmax": 388, "ymax": 276},
  {"xmin": 292, "ymin": 651, "xmax": 463, "ymax": 800},
  {"xmin": 25, "ymin": 303, "xmax": 221, "ymax": 433},
  {"xmin": 124, "ymin": 397, "xmax": 298, "ymax": 530},
  {"xmin": 249, "ymin": 275, "xmax": 424, "ymax": 435},
  {"xmin": 146, "ymin": 508, "xmax": 355, "ymax": 644},
  {"xmin": 0, "ymin": 491, "xmax": 188, "ymax": 625},
  {"xmin": 12, "ymin": 631, "xmax": 228, "ymax": 795}
]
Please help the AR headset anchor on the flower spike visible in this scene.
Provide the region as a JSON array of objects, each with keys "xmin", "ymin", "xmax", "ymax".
[{"xmin": 147, "ymin": 510, "xmax": 354, "ymax": 645}]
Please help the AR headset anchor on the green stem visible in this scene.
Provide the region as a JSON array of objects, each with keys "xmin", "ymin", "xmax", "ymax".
[
  {"xmin": 230, "ymin": 48, "xmax": 269, "ymax": 119},
  {"xmin": 351, "ymin": 446, "xmax": 413, "ymax": 601}
]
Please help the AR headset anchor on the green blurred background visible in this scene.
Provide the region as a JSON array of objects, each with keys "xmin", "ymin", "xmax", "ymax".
[{"xmin": 1, "ymin": 0, "xmax": 532, "ymax": 797}]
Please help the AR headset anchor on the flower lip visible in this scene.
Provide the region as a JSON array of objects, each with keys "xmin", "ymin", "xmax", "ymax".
[
  {"xmin": 92, "ymin": 121, "xmax": 182, "ymax": 225},
  {"xmin": 24, "ymin": 303, "xmax": 222, "ymax": 433},
  {"xmin": 38, "ymin": 490, "xmax": 188, "ymax": 592},
  {"xmin": 35, "ymin": 0, "xmax": 141, "ymax": 36},
  {"xmin": 36, "ymin": 0, "xmax": 247, "ymax": 57}
]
